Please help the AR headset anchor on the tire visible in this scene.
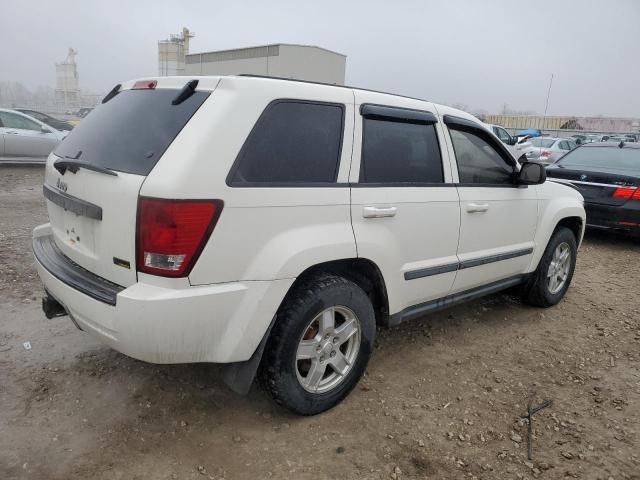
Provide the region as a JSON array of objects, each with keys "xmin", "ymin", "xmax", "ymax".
[
  {"xmin": 259, "ymin": 274, "xmax": 376, "ymax": 415},
  {"xmin": 522, "ymin": 226, "xmax": 577, "ymax": 307}
]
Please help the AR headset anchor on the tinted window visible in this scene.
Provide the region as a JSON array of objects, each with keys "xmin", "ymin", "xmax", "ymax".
[
  {"xmin": 558, "ymin": 147, "xmax": 640, "ymax": 174},
  {"xmin": 450, "ymin": 129, "xmax": 514, "ymax": 184},
  {"xmin": 360, "ymin": 118, "xmax": 443, "ymax": 183},
  {"xmin": 0, "ymin": 111, "xmax": 41, "ymax": 131},
  {"xmin": 230, "ymin": 101, "xmax": 344, "ymax": 184},
  {"xmin": 54, "ymin": 89, "xmax": 209, "ymax": 175}
]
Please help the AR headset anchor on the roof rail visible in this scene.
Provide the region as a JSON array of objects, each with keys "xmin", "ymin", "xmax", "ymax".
[{"xmin": 235, "ymin": 74, "xmax": 430, "ymax": 104}]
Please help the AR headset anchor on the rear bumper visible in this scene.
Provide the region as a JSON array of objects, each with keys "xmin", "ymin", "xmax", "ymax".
[
  {"xmin": 33, "ymin": 224, "xmax": 294, "ymax": 364},
  {"xmin": 585, "ymin": 201, "xmax": 640, "ymax": 233}
]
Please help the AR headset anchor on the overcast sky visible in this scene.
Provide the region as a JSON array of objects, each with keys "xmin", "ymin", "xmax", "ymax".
[{"xmin": 1, "ymin": 0, "xmax": 638, "ymax": 117}]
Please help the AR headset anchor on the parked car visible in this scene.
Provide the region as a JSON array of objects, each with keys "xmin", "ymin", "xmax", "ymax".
[
  {"xmin": 0, "ymin": 109, "xmax": 68, "ymax": 164},
  {"xmin": 485, "ymin": 123, "xmax": 535, "ymax": 163},
  {"xmin": 546, "ymin": 143, "xmax": 640, "ymax": 235},
  {"xmin": 571, "ymin": 134, "xmax": 588, "ymax": 145},
  {"xmin": 33, "ymin": 76, "xmax": 585, "ymax": 415},
  {"xmin": 516, "ymin": 128, "xmax": 543, "ymax": 139},
  {"xmin": 15, "ymin": 109, "xmax": 74, "ymax": 131},
  {"xmin": 526, "ymin": 137, "xmax": 578, "ymax": 164},
  {"xmin": 76, "ymin": 107, "xmax": 93, "ymax": 118}
]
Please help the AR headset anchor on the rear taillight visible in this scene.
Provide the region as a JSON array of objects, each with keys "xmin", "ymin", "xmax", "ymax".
[
  {"xmin": 612, "ymin": 187, "xmax": 640, "ymax": 200},
  {"xmin": 136, "ymin": 198, "xmax": 223, "ymax": 277},
  {"xmin": 540, "ymin": 150, "xmax": 552, "ymax": 157}
]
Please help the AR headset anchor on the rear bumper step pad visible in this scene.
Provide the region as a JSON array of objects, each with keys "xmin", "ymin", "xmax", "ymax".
[{"xmin": 33, "ymin": 234, "xmax": 124, "ymax": 305}]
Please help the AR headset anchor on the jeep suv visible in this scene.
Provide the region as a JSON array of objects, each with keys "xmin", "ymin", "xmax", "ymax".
[{"xmin": 33, "ymin": 76, "xmax": 585, "ymax": 415}]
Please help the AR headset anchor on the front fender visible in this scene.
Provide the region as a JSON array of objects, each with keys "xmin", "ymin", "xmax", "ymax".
[{"xmin": 527, "ymin": 182, "xmax": 586, "ymax": 272}]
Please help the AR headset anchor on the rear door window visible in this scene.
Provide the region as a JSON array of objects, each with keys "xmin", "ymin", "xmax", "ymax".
[
  {"xmin": 360, "ymin": 118, "xmax": 443, "ymax": 183},
  {"xmin": 228, "ymin": 100, "xmax": 344, "ymax": 185},
  {"xmin": 54, "ymin": 88, "xmax": 210, "ymax": 175}
]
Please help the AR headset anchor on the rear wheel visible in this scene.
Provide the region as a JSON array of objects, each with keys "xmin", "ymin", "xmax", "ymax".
[
  {"xmin": 522, "ymin": 226, "xmax": 577, "ymax": 307},
  {"xmin": 260, "ymin": 274, "xmax": 375, "ymax": 415}
]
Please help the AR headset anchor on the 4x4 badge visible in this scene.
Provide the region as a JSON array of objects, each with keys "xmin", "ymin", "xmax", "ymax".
[{"xmin": 56, "ymin": 177, "xmax": 68, "ymax": 193}]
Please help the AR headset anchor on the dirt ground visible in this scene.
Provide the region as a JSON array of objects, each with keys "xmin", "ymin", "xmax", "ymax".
[{"xmin": 0, "ymin": 166, "xmax": 639, "ymax": 480}]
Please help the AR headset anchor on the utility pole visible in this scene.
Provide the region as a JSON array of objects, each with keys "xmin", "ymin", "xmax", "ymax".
[{"xmin": 542, "ymin": 74, "xmax": 554, "ymax": 131}]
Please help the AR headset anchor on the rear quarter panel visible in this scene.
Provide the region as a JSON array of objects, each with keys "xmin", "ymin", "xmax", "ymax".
[{"xmin": 140, "ymin": 77, "xmax": 357, "ymax": 284}]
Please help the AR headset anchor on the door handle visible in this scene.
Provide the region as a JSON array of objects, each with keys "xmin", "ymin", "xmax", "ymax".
[
  {"xmin": 6, "ymin": 131, "xmax": 18, "ymax": 135},
  {"xmin": 466, "ymin": 203, "xmax": 489, "ymax": 213},
  {"xmin": 363, "ymin": 206, "xmax": 397, "ymax": 218}
]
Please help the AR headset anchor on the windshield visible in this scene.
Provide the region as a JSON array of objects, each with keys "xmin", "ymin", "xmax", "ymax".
[
  {"xmin": 54, "ymin": 89, "xmax": 209, "ymax": 175},
  {"xmin": 557, "ymin": 147, "xmax": 640, "ymax": 173},
  {"xmin": 530, "ymin": 138, "xmax": 555, "ymax": 148}
]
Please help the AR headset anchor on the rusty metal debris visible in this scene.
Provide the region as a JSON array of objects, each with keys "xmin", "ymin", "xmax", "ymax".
[{"xmin": 522, "ymin": 399, "xmax": 552, "ymax": 460}]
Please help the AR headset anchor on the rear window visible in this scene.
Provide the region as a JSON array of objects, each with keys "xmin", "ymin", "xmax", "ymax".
[
  {"xmin": 228, "ymin": 101, "xmax": 344, "ymax": 185},
  {"xmin": 530, "ymin": 138, "xmax": 556, "ymax": 148},
  {"xmin": 54, "ymin": 89, "xmax": 209, "ymax": 175},
  {"xmin": 558, "ymin": 147, "xmax": 640, "ymax": 173}
]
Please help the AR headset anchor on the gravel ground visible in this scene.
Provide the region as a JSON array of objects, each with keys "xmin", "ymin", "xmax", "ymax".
[{"xmin": 1, "ymin": 166, "xmax": 639, "ymax": 480}]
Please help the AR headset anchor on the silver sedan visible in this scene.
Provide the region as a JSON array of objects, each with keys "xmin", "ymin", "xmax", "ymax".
[
  {"xmin": 0, "ymin": 109, "xmax": 68, "ymax": 164},
  {"xmin": 525, "ymin": 137, "xmax": 578, "ymax": 165}
]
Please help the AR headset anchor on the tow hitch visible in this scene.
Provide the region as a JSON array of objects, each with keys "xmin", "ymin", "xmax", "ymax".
[{"xmin": 42, "ymin": 292, "xmax": 67, "ymax": 319}]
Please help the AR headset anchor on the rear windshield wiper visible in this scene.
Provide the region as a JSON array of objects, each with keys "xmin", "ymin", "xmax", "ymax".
[{"xmin": 53, "ymin": 159, "xmax": 118, "ymax": 177}]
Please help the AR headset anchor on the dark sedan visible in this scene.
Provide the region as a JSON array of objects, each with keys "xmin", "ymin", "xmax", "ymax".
[
  {"xmin": 15, "ymin": 109, "xmax": 74, "ymax": 131},
  {"xmin": 546, "ymin": 143, "xmax": 640, "ymax": 235}
]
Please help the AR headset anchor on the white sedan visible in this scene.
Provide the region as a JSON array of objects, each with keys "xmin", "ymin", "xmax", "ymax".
[{"xmin": 526, "ymin": 137, "xmax": 578, "ymax": 164}]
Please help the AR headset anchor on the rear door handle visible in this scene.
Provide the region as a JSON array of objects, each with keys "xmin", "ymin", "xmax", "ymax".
[
  {"xmin": 466, "ymin": 203, "xmax": 489, "ymax": 213},
  {"xmin": 6, "ymin": 131, "xmax": 19, "ymax": 135},
  {"xmin": 363, "ymin": 206, "xmax": 397, "ymax": 218}
]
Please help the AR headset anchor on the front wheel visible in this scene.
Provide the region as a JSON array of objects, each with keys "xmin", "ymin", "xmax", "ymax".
[
  {"xmin": 259, "ymin": 274, "xmax": 375, "ymax": 415},
  {"xmin": 522, "ymin": 226, "xmax": 577, "ymax": 307}
]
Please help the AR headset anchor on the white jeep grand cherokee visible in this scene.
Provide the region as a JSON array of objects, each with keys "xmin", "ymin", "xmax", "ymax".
[{"xmin": 34, "ymin": 76, "xmax": 585, "ymax": 415}]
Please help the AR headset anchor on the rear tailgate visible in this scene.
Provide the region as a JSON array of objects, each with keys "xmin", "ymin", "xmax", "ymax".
[
  {"xmin": 44, "ymin": 165, "xmax": 145, "ymax": 287},
  {"xmin": 42, "ymin": 80, "xmax": 213, "ymax": 288}
]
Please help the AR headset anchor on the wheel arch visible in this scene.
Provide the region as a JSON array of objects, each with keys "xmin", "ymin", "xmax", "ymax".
[
  {"xmin": 220, "ymin": 257, "xmax": 389, "ymax": 395},
  {"xmin": 528, "ymin": 200, "xmax": 585, "ymax": 273},
  {"xmin": 283, "ymin": 258, "xmax": 390, "ymax": 327},
  {"xmin": 556, "ymin": 216, "xmax": 584, "ymax": 245}
]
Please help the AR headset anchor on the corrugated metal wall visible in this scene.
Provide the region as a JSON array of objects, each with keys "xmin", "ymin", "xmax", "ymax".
[{"xmin": 485, "ymin": 115, "xmax": 640, "ymax": 133}]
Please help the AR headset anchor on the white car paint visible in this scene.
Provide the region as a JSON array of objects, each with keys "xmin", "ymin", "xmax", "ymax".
[
  {"xmin": 33, "ymin": 75, "xmax": 585, "ymax": 366},
  {"xmin": 526, "ymin": 137, "xmax": 578, "ymax": 164}
]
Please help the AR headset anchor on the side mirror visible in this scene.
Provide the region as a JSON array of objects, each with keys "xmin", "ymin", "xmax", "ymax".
[
  {"xmin": 517, "ymin": 161, "xmax": 546, "ymax": 185},
  {"xmin": 40, "ymin": 125, "xmax": 51, "ymax": 133},
  {"xmin": 508, "ymin": 136, "xmax": 518, "ymax": 146}
]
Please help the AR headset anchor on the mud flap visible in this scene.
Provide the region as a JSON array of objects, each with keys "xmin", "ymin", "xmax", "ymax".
[{"xmin": 219, "ymin": 315, "xmax": 276, "ymax": 395}]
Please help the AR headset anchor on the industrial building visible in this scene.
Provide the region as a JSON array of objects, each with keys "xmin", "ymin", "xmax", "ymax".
[
  {"xmin": 55, "ymin": 48, "xmax": 80, "ymax": 109},
  {"xmin": 158, "ymin": 29, "xmax": 346, "ymax": 85},
  {"xmin": 184, "ymin": 44, "xmax": 346, "ymax": 85},
  {"xmin": 158, "ymin": 27, "xmax": 194, "ymax": 76}
]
